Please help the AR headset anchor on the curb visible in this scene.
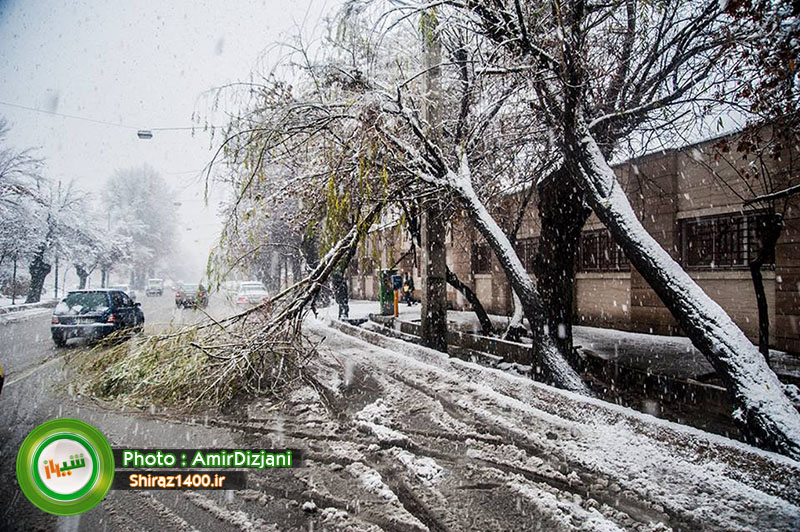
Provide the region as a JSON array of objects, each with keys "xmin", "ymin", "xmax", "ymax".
[{"xmin": 0, "ymin": 300, "xmax": 58, "ymax": 315}]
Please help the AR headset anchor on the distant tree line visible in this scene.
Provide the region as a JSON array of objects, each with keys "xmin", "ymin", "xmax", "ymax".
[{"xmin": 0, "ymin": 126, "xmax": 178, "ymax": 303}]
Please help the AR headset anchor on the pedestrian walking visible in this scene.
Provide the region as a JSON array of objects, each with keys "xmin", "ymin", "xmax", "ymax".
[
  {"xmin": 331, "ymin": 271, "xmax": 349, "ymax": 319},
  {"xmin": 402, "ymin": 273, "xmax": 416, "ymax": 306}
]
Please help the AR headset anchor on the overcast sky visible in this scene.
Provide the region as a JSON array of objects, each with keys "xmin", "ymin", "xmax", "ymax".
[{"xmin": 0, "ymin": 0, "xmax": 335, "ymax": 279}]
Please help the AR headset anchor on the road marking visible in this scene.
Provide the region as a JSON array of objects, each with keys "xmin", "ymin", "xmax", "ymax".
[{"xmin": 5, "ymin": 352, "xmax": 69, "ymax": 388}]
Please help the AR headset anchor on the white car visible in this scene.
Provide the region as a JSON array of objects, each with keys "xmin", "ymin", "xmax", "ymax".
[
  {"xmin": 146, "ymin": 278, "xmax": 164, "ymax": 296},
  {"xmin": 109, "ymin": 284, "xmax": 137, "ymax": 302},
  {"xmin": 236, "ymin": 281, "xmax": 269, "ymax": 307}
]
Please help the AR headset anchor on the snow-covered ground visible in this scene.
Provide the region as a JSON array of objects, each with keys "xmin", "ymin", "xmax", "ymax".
[
  {"xmin": 0, "ymin": 298, "xmax": 57, "ymax": 324},
  {"xmin": 231, "ymin": 312, "xmax": 799, "ymax": 531},
  {"xmin": 0, "ymin": 296, "xmax": 57, "ymax": 308},
  {"xmin": 0, "ymin": 307, "xmax": 52, "ymax": 324}
]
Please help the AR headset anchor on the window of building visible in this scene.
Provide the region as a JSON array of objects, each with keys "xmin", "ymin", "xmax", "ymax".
[
  {"xmin": 578, "ymin": 229, "xmax": 630, "ymax": 271},
  {"xmin": 472, "ymin": 244, "xmax": 492, "ymax": 274},
  {"xmin": 514, "ymin": 237, "xmax": 539, "ymax": 273},
  {"xmin": 681, "ymin": 212, "xmax": 774, "ymax": 269}
]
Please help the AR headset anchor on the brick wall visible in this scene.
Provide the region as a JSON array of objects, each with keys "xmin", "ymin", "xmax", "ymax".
[{"xmin": 349, "ymin": 128, "xmax": 799, "ymax": 353}]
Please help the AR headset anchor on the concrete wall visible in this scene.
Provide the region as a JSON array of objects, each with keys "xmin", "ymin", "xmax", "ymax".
[{"xmin": 575, "ymin": 272, "xmax": 631, "ymax": 329}]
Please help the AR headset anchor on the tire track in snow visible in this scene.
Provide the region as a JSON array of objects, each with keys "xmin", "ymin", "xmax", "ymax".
[
  {"xmin": 382, "ymin": 359, "xmax": 695, "ymax": 530},
  {"xmin": 313, "ymin": 323, "xmax": 694, "ymax": 530}
]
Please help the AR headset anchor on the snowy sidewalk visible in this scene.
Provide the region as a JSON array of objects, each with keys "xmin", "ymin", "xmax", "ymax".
[
  {"xmin": 327, "ymin": 300, "xmax": 800, "ymax": 383},
  {"xmin": 0, "ymin": 299, "xmax": 57, "ymax": 324},
  {"xmin": 0, "ymin": 297, "xmax": 57, "ymax": 313}
]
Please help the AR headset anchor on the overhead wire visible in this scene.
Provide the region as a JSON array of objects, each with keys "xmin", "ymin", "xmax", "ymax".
[
  {"xmin": 0, "ymin": 99, "xmax": 218, "ymax": 132},
  {"xmin": 0, "ymin": 99, "xmax": 139, "ymax": 129},
  {"xmin": 0, "ymin": 99, "xmax": 224, "ymax": 183}
]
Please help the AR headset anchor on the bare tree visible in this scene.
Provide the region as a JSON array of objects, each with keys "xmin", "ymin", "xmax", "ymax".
[
  {"xmin": 687, "ymin": 122, "xmax": 799, "ymax": 365},
  {"xmin": 205, "ymin": 4, "xmax": 590, "ymax": 392},
  {"xmin": 449, "ymin": 0, "xmax": 800, "ymax": 456},
  {"xmin": 25, "ymin": 180, "xmax": 88, "ymax": 302}
]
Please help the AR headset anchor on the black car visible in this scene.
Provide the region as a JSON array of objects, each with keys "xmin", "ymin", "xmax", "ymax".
[
  {"xmin": 51, "ymin": 289, "xmax": 145, "ymax": 346},
  {"xmin": 175, "ymin": 283, "xmax": 209, "ymax": 309}
]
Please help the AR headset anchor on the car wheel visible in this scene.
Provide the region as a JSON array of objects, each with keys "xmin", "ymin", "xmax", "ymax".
[{"xmin": 52, "ymin": 333, "xmax": 67, "ymax": 348}]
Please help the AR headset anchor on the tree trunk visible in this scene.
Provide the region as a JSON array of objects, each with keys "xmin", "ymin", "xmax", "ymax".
[
  {"xmin": 419, "ymin": 8, "xmax": 448, "ymax": 353},
  {"xmin": 446, "ymin": 154, "xmax": 590, "ymax": 393},
  {"xmin": 445, "ymin": 267, "xmax": 494, "ymax": 336},
  {"xmin": 420, "ymin": 198, "xmax": 449, "ymax": 352},
  {"xmin": 503, "ymin": 171, "xmax": 538, "ymax": 343},
  {"xmin": 535, "ymin": 166, "xmax": 591, "ymax": 366},
  {"xmin": 750, "ymin": 265, "xmax": 769, "ymax": 363},
  {"xmin": 268, "ymin": 249, "xmax": 280, "ymax": 293},
  {"xmin": 565, "ymin": 124, "xmax": 800, "ymax": 458},
  {"xmin": 76, "ymin": 265, "xmax": 90, "ymax": 290},
  {"xmin": 291, "ymin": 255, "xmax": 302, "ymax": 285},
  {"xmin": 300, "ymin": 234, "xmax": 320, "ymax": 270},
  {"xmin": 401, "ymin": 202, "xmax": 494, "ymax": 337},
  {"xmin": 503, "ymin": 293, "xmax": 526, "ymax": 342},
  {"xmin": 26, "ymin": 247, "xmax": 51, "ymax": 303},
  {"xmin": 749, "ymin": 214, "xmax": 783, "ymax": 366}
]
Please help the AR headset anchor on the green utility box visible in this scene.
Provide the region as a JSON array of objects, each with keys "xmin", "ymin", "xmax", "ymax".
[{"xmin": 378, "ymin": 269, "xmax": 397, "ymax": 315}]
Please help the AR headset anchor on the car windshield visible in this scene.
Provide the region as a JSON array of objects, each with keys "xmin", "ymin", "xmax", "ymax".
[
  {"xmin": 182, "ymin": 284, "xmax": 199, "ymax": 291},
  {"xmin": 55, "ymin": 292, "xmax": 109, "ymax": 315},
  {"xmin": 241, "ymin": 283, "xmax": 266, "ymax": 292}
]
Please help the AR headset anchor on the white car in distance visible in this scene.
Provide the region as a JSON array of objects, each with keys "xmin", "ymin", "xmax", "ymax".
[{"xmin": 236, "ymin": 281, "xmax": 269, "ymax": 308}]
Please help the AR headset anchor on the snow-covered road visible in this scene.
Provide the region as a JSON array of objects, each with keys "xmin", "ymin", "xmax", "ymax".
[
  {"xmin": 3, "ymin": 300, "xmax": 796, "ymax": 531},
  {"xmin": 255, "ymin": 315, "xmax": 800, "ymax": 531}
]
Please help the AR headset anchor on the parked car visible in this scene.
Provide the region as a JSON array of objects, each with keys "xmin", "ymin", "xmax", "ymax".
[
  {"xmin": 109, "ymin": 283, "xmax": 137, "ymax": 302},
  {"xmin": 51, "ymin": 289, "xmax": 145, "ymax": 347},
  {"xmin": 236, "ymin": 281, "xmax": 269, "ymax": 307},
  {"xmin": 146, "ymin": 278, "xmax": 164, "ymax": 296},
  {"xmin": 175, "ymin": 283, "xmax": 209, "ymax": 309}
]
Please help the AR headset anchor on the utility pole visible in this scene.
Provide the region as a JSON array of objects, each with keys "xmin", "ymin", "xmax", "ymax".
[
  {"xmin": 419, "ymin": 8, "xmax": 448, "ymax": 352},
  {"xmin": 54, "ymin": 180, "xmax": 62, "ymax": 300},
  {"xmin": 11, "ymin": 254, "xmax": 17, "ymax": 305},
  {"xmin": 54, "ymin": 255, "xmax": 59, "ymax": 299}
]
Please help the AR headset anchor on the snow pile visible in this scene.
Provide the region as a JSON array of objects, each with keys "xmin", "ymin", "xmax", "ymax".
[
  {"xmin": 355, "ymin": 399, "xmax": 410, "ymax": 445},
  {"xmin": 783, "ymin": 384, "xmax": 800, "ymax": 406},
  {"xmin": 320, "ymin": 506, "xmax": 349, "ymax": 521},
  {"xmin": 356, "ymin": 398, "xmax": 394, "ymax": 425},
  {"xmin": 390, "ymin": 448, "xmax": 444, "ymax": 485},
  {"xmin": 183, "ymin": 492, "xmax": 268, "ymax": 531},
  {"xmin": 345, "ymin": 461, "xmax": 398, "ymax": 501},
  {"xmin": 508, "ymin": 476, "xmax": 625, "ymax": 532}
]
